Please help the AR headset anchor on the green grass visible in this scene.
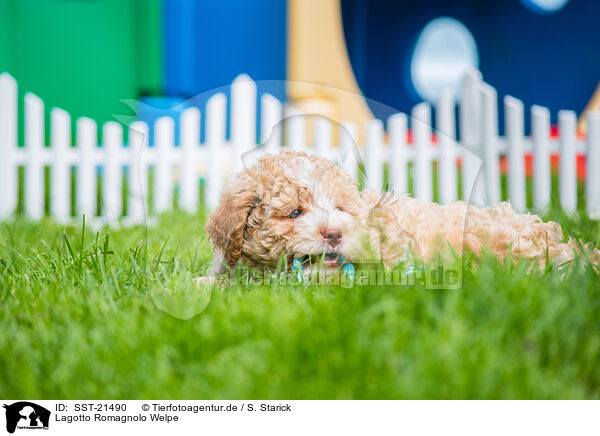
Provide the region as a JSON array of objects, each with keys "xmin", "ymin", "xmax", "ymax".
[{"xmin": 1, "ymin": 208, "xmax": 599, "ymax": 399}]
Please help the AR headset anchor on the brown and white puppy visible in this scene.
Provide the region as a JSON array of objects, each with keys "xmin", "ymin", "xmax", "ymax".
[{"xmin": 204, "ymin": 150, "xmax": 598, "ymax": 276}]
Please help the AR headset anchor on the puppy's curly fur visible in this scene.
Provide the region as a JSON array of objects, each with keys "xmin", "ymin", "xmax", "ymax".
[{"xmin": 205, "ymin": 151, "xmax": 599, "ymax": 274}]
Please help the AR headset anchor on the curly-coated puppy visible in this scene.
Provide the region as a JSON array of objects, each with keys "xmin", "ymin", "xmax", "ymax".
[{"xmin": 204, "ymin": 150, "xmax": 599, "ymax": 275}]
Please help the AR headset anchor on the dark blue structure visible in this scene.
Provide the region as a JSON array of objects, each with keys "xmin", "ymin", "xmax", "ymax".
[{"xmin": 342, "ymin": 0, "xmax": 600, "ymax": 129}]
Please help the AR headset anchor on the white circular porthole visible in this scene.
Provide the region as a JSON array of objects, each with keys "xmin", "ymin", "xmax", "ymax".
[
  {"xmin": 410, "ymin": 17, "xmax": 479, "ymax": 103},
  {"xmin": 521, "ymin": 0, "xmax": 569, "ymax": 13}
]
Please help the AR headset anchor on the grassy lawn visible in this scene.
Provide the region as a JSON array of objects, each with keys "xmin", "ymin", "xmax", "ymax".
[{"xmin": 1, "ymin": 207, "xmax": 599, "ymax": 399}]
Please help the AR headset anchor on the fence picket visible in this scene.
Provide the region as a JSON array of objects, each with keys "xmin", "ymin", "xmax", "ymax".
[
  {"xmin": 437, "ymin": 88, "xmax": 457, "ymax": 204},
  {"xmin": 460, "ymin": 68, "xmax": 484, "ymax": 205},
  {"xmin": 314, "ymin": 117, "xmax": 331, "ymax": 158},
  {"xmin": 231, "ymin": 74, "xmax": 256, "ymax": 172},
  {"xmin": 154, "ymin": 116, "xmax": 174, "ymax": 213},
  {"xmin": 180, "ymin": 107, "xmax": 200, "ymax": 213},
  {"xmin": 585, "ymin": 111, "xmax": 600, "ymax": 218},
  {"xmin": 412, "ymin": 102, "xmax": 433, "ymax": 202},
  {"xmin": 205, "ymin": 93, "xmax": 227, "ymax": 210},
  {"xmin": 0, "ymin": 73, "xmax": 17, "ymax": 219},
  {"xmin": 505, "ymin": 95, "xmax": 526, "ymax": 211},
  {"xmin": 128, "ymin": 121, "xmax": 149, "ymax": 222},
  {"xmin": 481, "ymin": 84, "xmax": 501, "ymax": 205},
  {"xmin": 25, "ymin": 93, "xmax": 45, "ymax": 219},
  {"xmin": 340, "ymin": 122, "xmax": 358, "ymax": 181},
  {"xmin": 558, "ymin": 110, "xmax": 577, "ymax": 213},
  {"xmin": 388, "ymin": 112, "xmax": 408, "ymax": 195},
  {"xmin": 285, "ymin": 106, "xmax": 306, "ymax": 153},
  {"xmin": 261, "ymin": 93, "xmax": 282, "ymax": 154},
  {"xmin": 103, "ymin": 121, "xmax": 122, "ymax": 222},
  {"xmin": 365, "ymin": 119, "xmax": 384, "ymax": 191},
  {"xmin": 50, "ymin": 108, "xmax": 71, "ymax": 222},
  {"xmin": 531, "ymin": 105, "xmax": 551, "ymax": 212},
  {"xmin": 76, "ymin": 117, "xmax": 97, "ymax": 219}
]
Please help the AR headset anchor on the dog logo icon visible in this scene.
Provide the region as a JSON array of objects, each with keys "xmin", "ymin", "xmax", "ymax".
[{"xmin": 3, "ymin": 402, "xmax": 50, "ymax": 433}]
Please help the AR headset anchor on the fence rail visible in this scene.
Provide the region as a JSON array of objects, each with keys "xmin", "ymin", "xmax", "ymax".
[{"xmin": 0, "ymin": 70, "xmax": 599, "ymax": 225}]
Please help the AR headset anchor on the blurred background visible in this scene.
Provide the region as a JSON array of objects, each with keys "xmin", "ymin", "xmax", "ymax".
[{"xmin": 1, "ymin": 0, "xmax": 599, "ymax": 137}]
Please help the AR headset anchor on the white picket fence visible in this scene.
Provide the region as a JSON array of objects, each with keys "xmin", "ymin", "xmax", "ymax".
[{"xmin": 0, "ymin": 69, "xmax": 599, "ymax": 225}]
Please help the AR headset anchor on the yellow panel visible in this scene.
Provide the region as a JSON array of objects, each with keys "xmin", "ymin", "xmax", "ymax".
[{"xmin": 287, "ymin": 0, "xmax": 373, "ymax": 141}]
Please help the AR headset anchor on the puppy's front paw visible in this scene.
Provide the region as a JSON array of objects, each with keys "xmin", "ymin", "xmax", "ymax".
[
  {"xmin": 193, "ymin": 276, "xmax": 215, "ymax": 286},
  {"xmin": 193, "ymin": 276, "xmax": 225, "ymax": 289}
]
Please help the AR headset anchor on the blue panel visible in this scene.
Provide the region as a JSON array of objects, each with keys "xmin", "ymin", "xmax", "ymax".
[
  {"xmin": 164, "ymin": 0, "xmax": 286, "ymax": 101},
  {"xmin": 165, "ymin": 0, "xmax": 198, "ymax": 96}
]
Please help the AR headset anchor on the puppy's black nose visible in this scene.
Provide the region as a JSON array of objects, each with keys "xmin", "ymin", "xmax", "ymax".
[{"xmin": 321, "ymin": 227, "xmax": 342, "ymax": 247}]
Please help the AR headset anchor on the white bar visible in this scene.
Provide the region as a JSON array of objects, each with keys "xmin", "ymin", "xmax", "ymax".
[
  {"xmin": 154, "ymin": 116, "xmax": 174, "ymax": 213},
  {"xmin": 76, "ymin": 117, "xmax": 97, "ymax": 219},
  {"xmin": 180, "ymin": 107, "xmax": 200, "ymax": 213},
  {"xmin": 313, "ymin": 117, "xmax": 331, "ymax": 158},
  {"xmin": 25, "ymin": 93, "xmax": 45, "ymax": 219},
  {"xmin": 481, "ymin": 84, "xmax": 501, "ymax": 205},
  {"xmin": 5, "ymin": 400, "xmax": 600, "ymax": 436},
  {"xmin": 206, "ymin": 93, "xmax": 227, "ymax": 210},
  {"xmin": 532, "ymin": 105, "xmax": 551, "ymax": 212},
  {"xmin": 231, "ymin": 74, "xmax": 257, "ymax": 172},
  {"xmin": 364, "ymin": 119, "xmax": 384, "ymax": 191},
  {"xmin": 0, "ymin": 73, "xmax": 18, "ymax": 219},
  {"xmin": 260, "ymin": 93, "xmax": 282, "ymax": 154},
  {"xmin": 103, "ymin": 121, "xmax": 123, "ymax": 222},
  {"xmin": 412, "ymin": 102, "xmax": 433, "ymax": 202},
  {"xmin": 558, "ymin": 110, "xmax": 577, "ymax": 213},
  {"xmin": 505, "ymin": 95, "xmax": 526, "ymax": 211},
  {"xmin": 388, "ymin": 112, "xmax": 409, "ymax": 195},
  {"xmin": 340, "ymin": 122, "xmax": 358, "ymax": 181},
  {"xmin": 285, "ymin": 106, "xmax": 306, "ymax": 153},
  {"xmin": 460, "ymin": 68, "xmax": 484, "ymax": 205},
  {"xmin": 128, "ymin": 121, "xmax": 149, "ymax": 222},
  {"xmin": 586, "ymin": 111, "xmax": 600, "ymax": 218},
  {"xmin": 50, "ymin": 108, "xmax": 71, "ymax": 222},
  {"xmin": 437, "ymin": 88, "xmax": 457, "ymax": 204}
]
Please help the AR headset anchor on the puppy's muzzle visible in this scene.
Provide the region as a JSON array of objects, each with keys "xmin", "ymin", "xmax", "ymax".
[{"xmin": 321, "ymin": 227, "xmax": 342, "ymax": 248}]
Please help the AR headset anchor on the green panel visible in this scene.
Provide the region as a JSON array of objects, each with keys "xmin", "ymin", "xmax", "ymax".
[
  {"xmin": 0, "ymin": 1, "xmax": 16, "ymax": 75},
  {"xmin": 0, "ymin": 0, "xmax": 162, "ymax": 144},
  {"xmin": 133, "ymin": 0, "xmax": 163, "ymax": 95}
]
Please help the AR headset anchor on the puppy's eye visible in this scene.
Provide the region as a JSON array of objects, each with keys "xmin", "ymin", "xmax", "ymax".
[
  {"xmin": 336, "ymin": 206, "xmax": 345, "ymax": 212},
  {"xmin": 288, "ymin": 209, "xmax": 302, "ymax": 219}
]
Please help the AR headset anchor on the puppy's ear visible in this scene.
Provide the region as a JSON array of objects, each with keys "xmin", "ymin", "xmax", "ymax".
[{"xmin": 205, "ymin": 179, "xmax": 261, "ymax": 267}]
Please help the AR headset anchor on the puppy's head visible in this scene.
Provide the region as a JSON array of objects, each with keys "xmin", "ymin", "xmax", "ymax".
[{"xmin": 205, "ymin": 151, "xmax": 369, "ymax": 271}]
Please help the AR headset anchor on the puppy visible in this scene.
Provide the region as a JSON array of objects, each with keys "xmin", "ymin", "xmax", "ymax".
[{"xmin": 204, "ymin": 151, "xmax": 599, "ymax": 276}]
